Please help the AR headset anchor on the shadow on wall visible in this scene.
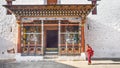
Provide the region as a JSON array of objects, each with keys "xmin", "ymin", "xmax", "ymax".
[{"xmin": 0, "ymin": 37, "xmax": 16, "ymax": 55}]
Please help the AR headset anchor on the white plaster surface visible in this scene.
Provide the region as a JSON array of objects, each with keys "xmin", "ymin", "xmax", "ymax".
[
  {"xmin": 80, "ymin": 52, "xmax": 86, "ymax": 60},
  {"xmin": 0, "ymin": 0, "xmax": 120, "ymax": 59},
  {"xmin": 85, "ymin": 0, "xmax": 120, "ymax": 58},
  {"xmin": 0, "ymin": 4, "xmax": 17, "ymax": 59}
]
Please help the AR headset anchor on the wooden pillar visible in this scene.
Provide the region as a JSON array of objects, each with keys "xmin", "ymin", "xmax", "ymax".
[
  {"xmin": 17, "ymin": 20, "xmax": 21, "ymax": 53},
  {"xmin": 92, "ymin": 1, "xmax": 97, "ymax": 14},
  {"xmin": 41, "ymin": 20, "xmax": 44, "ymax": 55},
  {"xmin": 81, "ymin": 18, "xmax": 85, "ymax": 53},
  {"xmin": 58, "ymin": 20, "xmax": 61, "ymax": 55},
  {"xmin": 47, "ymin": 0, "xmax": 57, "ymax": 5}
]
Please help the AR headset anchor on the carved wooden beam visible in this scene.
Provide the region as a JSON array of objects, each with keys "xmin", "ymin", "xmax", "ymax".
[{"xmin": 3, "ymin": 5, "xmax": 95, "ymax": 17}]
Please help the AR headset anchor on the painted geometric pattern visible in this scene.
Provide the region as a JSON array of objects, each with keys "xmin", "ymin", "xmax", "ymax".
[{"xmin": 4, "ymin": 4, "xmax": 95, "ymax": 17}]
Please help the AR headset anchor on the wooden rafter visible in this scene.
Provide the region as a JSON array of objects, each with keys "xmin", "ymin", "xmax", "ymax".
[{"xmin": 3, "ymin": 4, "xmax": 95, "ymax": 18}]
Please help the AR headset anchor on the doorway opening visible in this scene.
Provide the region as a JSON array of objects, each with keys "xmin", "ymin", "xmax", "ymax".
[
  {"xmin": 46, "ymin": 30, "xmax": 58, "ymax": 48},
  {"xmin": 45, "ymin": 30, "xmax": 58, "ymax": 55}
]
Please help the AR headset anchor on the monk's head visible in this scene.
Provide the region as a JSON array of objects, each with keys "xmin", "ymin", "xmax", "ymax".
[{"xmin": 87, "ymin": 44, "xmax": 91, "ymax": 48}]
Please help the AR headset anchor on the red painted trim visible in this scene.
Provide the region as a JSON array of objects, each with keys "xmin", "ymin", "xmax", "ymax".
[
  {"xmin": 17, "ymin": 24, "xmax": 21, "ymax": 53},
  {"xmin": 81, "ymin": 19, "xmax": 85, "ymax": 52},
  {"xmin": 47, "ymin": 0, "xmax": 57, "ymax": 5}
]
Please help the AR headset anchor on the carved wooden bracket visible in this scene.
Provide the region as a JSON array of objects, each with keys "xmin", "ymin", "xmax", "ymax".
[{"xmin": 6, "ymin": 0, "xmax": 15, "ymax": 15}]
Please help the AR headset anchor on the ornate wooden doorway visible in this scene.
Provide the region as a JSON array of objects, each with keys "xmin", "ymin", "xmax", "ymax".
[
  {"xmin": 44, "ymin": 23, "xmax": 59, "ymax": 55},
  {"xmin": 46, "ymin": 30, "xmax": 58, "ymax": 48}
]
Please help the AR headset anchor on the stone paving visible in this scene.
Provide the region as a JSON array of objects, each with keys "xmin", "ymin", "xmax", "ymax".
[{"xmin": 0, "ymin": 59, "xmax": 120, "ymax": 68}]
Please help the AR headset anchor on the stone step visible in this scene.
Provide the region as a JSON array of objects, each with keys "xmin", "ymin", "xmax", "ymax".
[
  {"xmin": 45, "ymin": 51, "xmax": 58, "ymax": 55},
  {"xmin": 45, "ymin": 48, "xmax": 58, "ymax": 52},
  {"xmin": 44, "ymin": 55, "xmax": 58, "ymax": 59}
]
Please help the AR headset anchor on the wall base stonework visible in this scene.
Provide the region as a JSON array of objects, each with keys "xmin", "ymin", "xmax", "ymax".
[{"xmin": 15, "ymin": 53, "xmax": 44, "ymax": 62}]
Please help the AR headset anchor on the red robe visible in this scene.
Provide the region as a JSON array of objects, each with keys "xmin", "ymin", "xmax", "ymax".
[
  {"xmin": 87, "ymin": 47, "xmax": 94, "ymax": 63},
  {"xmin": 87, "ymin": 47, "xmax": 94, "ymax": 56}
]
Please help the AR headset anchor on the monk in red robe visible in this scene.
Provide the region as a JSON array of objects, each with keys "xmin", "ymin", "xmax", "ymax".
[{"xmin": 86, "ymin": 44, "xmax": 94, "ymax": 65}]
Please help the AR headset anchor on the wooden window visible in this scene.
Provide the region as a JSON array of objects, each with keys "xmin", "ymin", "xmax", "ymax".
[{"xmin": 47, "ymin": 0, "xmax": 57, "ymax": 5}]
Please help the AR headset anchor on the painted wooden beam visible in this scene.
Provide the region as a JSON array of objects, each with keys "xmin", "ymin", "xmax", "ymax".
[{"xmin": 23, "ymin": 24, "xmax": 79, "ymax": 26}]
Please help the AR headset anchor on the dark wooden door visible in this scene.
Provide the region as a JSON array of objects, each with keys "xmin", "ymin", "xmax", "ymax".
[{"xmin": 46, "ymin": 30, "xmax": 58, "ymax": 48}]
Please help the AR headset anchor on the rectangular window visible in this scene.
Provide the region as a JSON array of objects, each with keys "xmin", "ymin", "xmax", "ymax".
[
  {"xmin": 59, "ymin": 21, "xmax": 81, "ymax": 55},
  {"xmin": 21, "ymin": 22, "xmax": 42, "ymax": 56}
]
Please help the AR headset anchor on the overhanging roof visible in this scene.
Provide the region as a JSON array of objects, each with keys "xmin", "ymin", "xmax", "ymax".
[{"xmin": 3, "ymin": 4, "xmax": 95, "ymax": 18}]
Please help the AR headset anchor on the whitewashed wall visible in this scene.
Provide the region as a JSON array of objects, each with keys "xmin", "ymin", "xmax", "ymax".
[
  {"xmin": 0, "ymin": 5, "xmax": 17, "ymax": 59},
  {"xmin": 85, "ymin": 0, "xmax": 120, "ymax": 58},
  {"xmin": 0, "ymin": 0, "xmax": 120, "ymax": 59}
]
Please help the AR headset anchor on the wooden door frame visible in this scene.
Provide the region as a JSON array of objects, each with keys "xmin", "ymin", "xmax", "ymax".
[{"xmin": 44, "ymin": 26, "xmax": 58, "ymax": 48}]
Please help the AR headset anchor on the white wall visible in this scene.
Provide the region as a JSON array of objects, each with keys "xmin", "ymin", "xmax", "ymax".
[
  {"xmin": 0, "ymin": 5, "xmax": 17, "ymax": 59},
  {"xmin": 85, "ymin": 0, "xmax": 120, "ymax": 58},
  {"xmin": 0, "ymin": 0, "xmax": 120, "ymax": 59}
]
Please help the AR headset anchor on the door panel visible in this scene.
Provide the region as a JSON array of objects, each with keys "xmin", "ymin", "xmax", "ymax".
[{"xmin": 46, "ymin": 30, "xmax": 58, "ymax": 48}]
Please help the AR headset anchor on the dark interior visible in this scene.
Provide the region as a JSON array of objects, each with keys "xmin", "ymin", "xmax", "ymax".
[{"xmin": 46, "ymin": 30, "xmax": 58, "ymax": 48}]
